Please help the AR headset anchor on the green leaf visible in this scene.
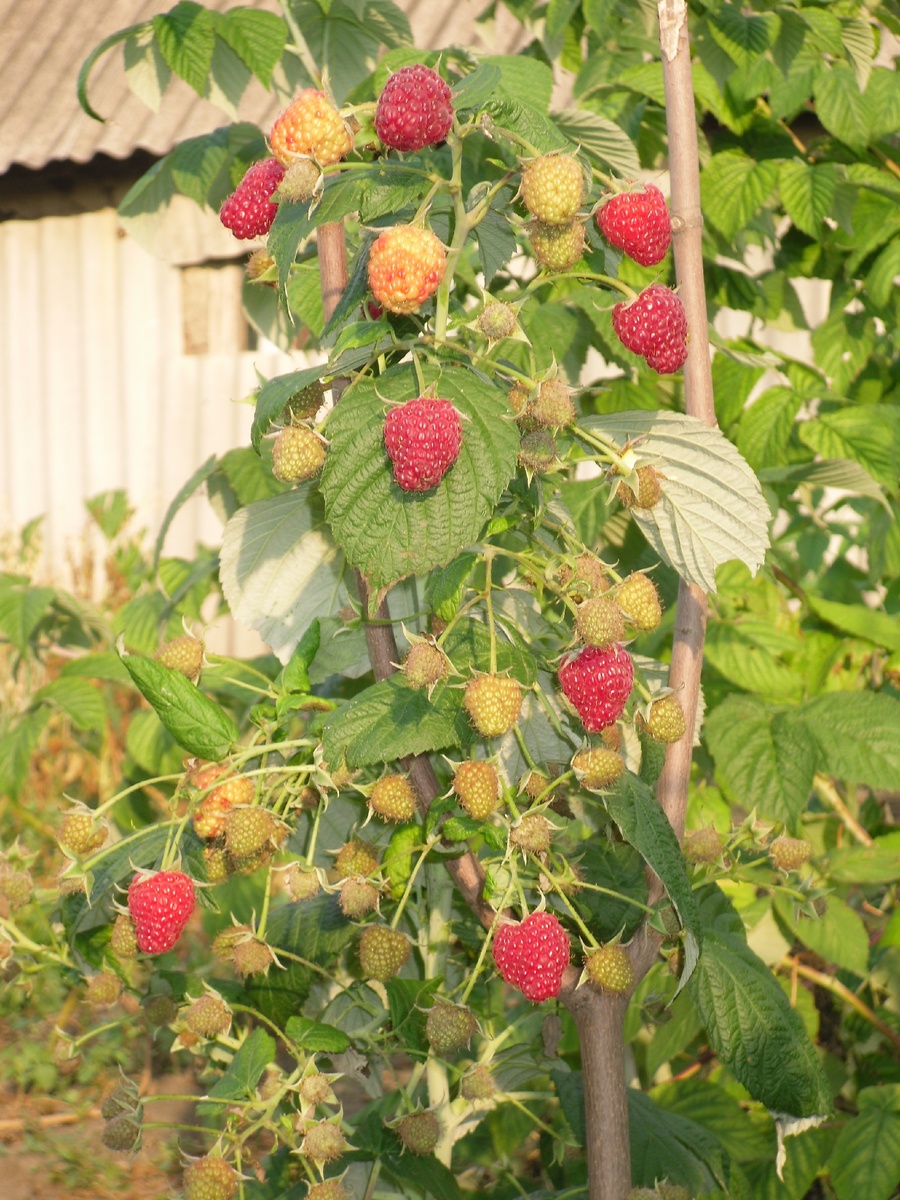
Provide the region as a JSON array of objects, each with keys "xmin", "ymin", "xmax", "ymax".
[
  {"xmin": 823, "ymin": 834, "xmax": 900, "ymax": 885},
  {"xmin": 737, "ymin": 386, "xmax": 803, "ymax": 471},
  {"xmin": 704, "ymin": 622, "xmax": 806, "ymax": 701},
  {"xmin": 553, "ymin": 108, "xmax": 640, "ymax": 177},
  {"xmin": 33, "ymin": 677, "xmax": 106, "ymax": 733},
  {"xmin": 829, "ymin": 1086, "xmax": 900, "ymax": 1200},
  {"xmin": 250, "ymin": 366, "xmax": 324, "ymax": 452},
  {"xmin": 426, "ymin": 553, "xmax": 478, "ymax": 622},
  {"xmin": 77, "ymin": 22, "xmax": 148, "ymax": 121},
  {"xmin": 604, "ymin": 774, "xmax": 701, "ymax": 993},
  {"xmin": 0, "ymin": 710, "xmax": 50, "ymax": 799},
  {"xmin": 701, "ymin": 150, "xmax": 779, "ymax": 241},
  {"xmin": 483, "ymin": 55, "xmax": 554, "ymax": 113},
  {"xmin": 60, "ymin": 652, "xmax": 131, "ymax": 685},
  {"xmin": 799, "ymin": 406, "xmax": 900, "ymax": 492},
  {"xmin": 841, "ymin": 16, "xmax": 876, "ymax": 92},
  {"xmin": 245, "ymin": 895, "xmax": 355, "ymax": 1026},
  {"xmin": 153, "ymin": 455, "xmax": 217, "ymax": 569},
  {"xmin": 321, "ymin": 619, "xmax": 535, "ymax": 767},
  {"xmin": 283, "ymin": 1016, "xmax": 350, "ymax": 1053},
  {"xmin": 152, "ymin": 2, "xmax": 215, "ymax": 97},
  {"xmin": 219, "ymin": 491, "xmax": 353, "ymax": 666},
  {"xmin": 797, "ymin": 691, "xmax": 900, "ymax": 790},
  {"xmin": 123, "ymin": 29, "xmax": 171, "ymax": 112},
  {"xmin": 282, "ymin": 620, "xmax": 320, "ymax": 694},
  {"xmin": 0, "ymin": 583, "xmax": 55, "ymax": 653},
  {"xmin": 707, "ymin": 7, "xmax": 781, "ymax": 67},
  {"xmin": 320, "ymin": 363, "xmax": 519, "ymax": 591},
  {"xmin": 197, "ymin": 1028, "xmax": 275, "ymax": 1116},
  {"xmin": 805, "ymin": 596, "xmax": 900, "ymax": 652},
  {"xmin": 814, "ymin": 64, "xmax": 873, "ymax": 149},
  {"xmin": 286, "ymin": 0, "xmax": 410, "ymax": 103},
  {"xmin": 451, "ymin": 63, "xmax": 503, "ymax": 112},
  {"xmin": 651, "ymin": 1076, "xmax": 773, "ymax": 1164},
  {"xmin": 689, "ymin": 889, "xmax": 832, "ymax": 1118},
  {"xmin": 126, "ymin": 710, "xmax": 185, "ymax": 775},
  {"xmin": 866, "ymin": 67, "xmax": 900, "ymax": 142},
  {"xmin": 473, "ymin": 204, "xmax": 518, "ymax": 288},
  {"xmin": 704, "ymin": 696, "xmax": 817, "ymax": 826},
  {"xmin": 758, "ymin": 458, "xmax": 889, "ymax": 511},
  {"xmin": 779, "ymin": 161, "xmax": 838, "ymax": 238},
  {"xmin": 382, "ymin": 1153, "xmax": 461, "ymax": 1200},
  {"xmin": 214, "ymin": 7, "xmax": 286, "ymax": 87},
  {"xmin": 628, "ymin": 1088, "xmax": 727, "ymax": 1193},
  {"xmin": 866, "ymin": 239, "xmax": 900, "ymax": 309},
  {"xmin": 580, "ymin": 412, "xmax": 771, "ymax": 593},
  {"xmin": 774, "ymin": 896, "xmax": 869, "ymax": 978},
  {"xmin": 268, "ymin": 176, "xmax": 364, "ymax": 294},
  {"xmin": 119, "ymin": 652, "xmax": 238, "ymax": 759}
]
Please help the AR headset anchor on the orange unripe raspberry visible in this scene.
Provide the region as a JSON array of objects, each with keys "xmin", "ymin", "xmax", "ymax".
[
  {"xmin": 520, "ymin": 154, "xmax": 584, "ymax": 225},
  {"xmin": 367, "ymin": 226, "xmax": 446, "ymax": 314},
  {"xmin": 403, "ymin": 641, "xmax": 449, "ymax": 692},
  {"xmin": 270, "ymin": 90, "xmax": 352, "ymax": 166}
]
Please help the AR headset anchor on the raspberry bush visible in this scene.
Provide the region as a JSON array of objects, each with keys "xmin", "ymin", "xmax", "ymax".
[{"xmin": 3, "ymin": 3, "xmax": 899, "ymax": 1200}]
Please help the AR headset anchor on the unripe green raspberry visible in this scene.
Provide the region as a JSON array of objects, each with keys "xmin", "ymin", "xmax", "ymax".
[
  {"xmin": 518, "ymin": 430, "xmax": 557, "ymax": 474},
  {"xmin": 615, "ymin": 573, "xmax": 662, "ymax": 631},
  {"xmin": 306, "ymin": 1182, "xmax": 349, "ymax": 1200},
  {"xmin": 282, "ymin": 380, "xmax": 326, "ymax": 423},
  {"xmin": 507, "ymin": 383, "xmax": 532, "ymax": 417},
  {"xmin": 358, "ymin": 925, "xmax": 410, "ymax": 981},
  {"xmin": 617, "ymin": 465, "xmax": 662, "ymax": 509},
  {"xmin": 572, "ymin": 747, "xmax": 624, "ymax": 790},
  {"xmin": 142, "ymin": 993, "xmax": 178, "ymax": 1026},
  {"xmin": 183, "ymin": 1155, "xmax": 238, "ymax": 1200},
  {"xmin": 101, "ymin": 1082, "xmax": 139, "ymax": 1120},
  {"xmin": 101, "ymin": 1114, "xmax": 142, "ymax": 1153},
  {"xmin": 510, "ymin": 812, "xmax": 553, "ymax": 855},
  {"xmin": 526, "ymin": 379, "xmax": 575, "ymax": 428},
  {"xmin": 86, "ymin": 971, "xmax": 122, "ymax": 1008},
  {"xmin": 334, "ymin": 839, "xmax": 379, "ymax": 879},
  {"xmin": 299, "ymin": 1072, "xmax": 337, "ymax": 1108},
  {"xmin": 453, "ymin": 759, "xmax": 501, "ymax": 819},
  {"xmin": 424, "ymin": 1001, "xmax": 478, "ymax": 1054},
  {"xmin": 396, "ymin": 1110, "xmax": 441, "ymax": 1155},
  {"xmin": 575, "ymin": 597, "xmax": 626, "ymax": 648},
  {"xmin": 272, "ymin": 426, "xmax": 326, "ymax": 484},
  {"xmin": 301, "ymin": 1120, "xmax": 347, "ymax": 1163},
  {"xmin": 559, "ymin": 553, "xmax": 609, "ymax": 601},
  {"xmin": 528, "ymin": 219, "xmax": 585, "ymax": 272},
  {"xmin": 463, "ymin": 674, "xmax": 522, "ymax": 738},
  {"xmin": 639, "ymin": 695, "xmax": 686, "ymax": 742},
  {"xmin": 339, "ymin": 877, "xmax": 380, "ymax": 918},
  {"xmin": 212, "ymin": 924, "xmax": 254, "ymax": 962},
  {"xmin": 478, "ymin": 301, "xmax": 517, "ymax": 341},
  {"xmin": 155, "ymin": 634, "xmax": 204, "ymax": 681},
  {"xmin": 185, "ymin": 993, "xmax": 232, "ymax": 1037},
  {"xmin": 274, "ymin": 158, "xmax": 322, "ymax": 203},
  {"xmin": 369, "ymin": 774, "xmax": 418, "ymax": 822},
  {"xmin": 770, "ymin": 836, "xmax": 813, "ymax": 873},
  {"xmin": 284, "ymin": 862, "xmax": 320, "ymax": 901},
  {"xmin": 520, "ymin": 154, "xmax": 584, "ymax": 225},
  {"xmin": 110, "ymin": 913, "xmax": 139, "ymax": 960},
  {"xmin": 585, "ymin": 945, "xmax": 635, "ymax": 994},
  {"xmin": 0, "ymin": 870, "xmax": 33, "ymax": 908},
  {"xmin": 224, "ymin": 806, "xmax": 276, "ymax": 858},
  {"xmin": 403, "ymin": 641, "xmax": 449, "ymax": 692},
  {"xmin": 58, "ymin": 809, "xmax": 107, "ymax": 856},
  {"xmin": 683, "ymin": 826, "xmax": 723, "ymax": 864},
  {"xmin": 460, "ymin": 1063, "xmax": 496, "ymax": 1101},
  {"xmin": 232, "ymin": 937, "xmax": 275, "ymax": 978}
]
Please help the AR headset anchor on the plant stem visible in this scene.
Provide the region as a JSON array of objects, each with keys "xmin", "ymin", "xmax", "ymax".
[{"xmin": 778, "ymin": 957, "xmax": 900, "ymax": 1052}]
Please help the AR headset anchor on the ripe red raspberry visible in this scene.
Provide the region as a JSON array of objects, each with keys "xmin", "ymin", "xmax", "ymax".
[
  {"xmin": 492, "ymin": 911, "xmax": 570, "ymax": 1002},
  {"xmin": 572, "ymin": 746, "xmax": 625, "ymax": 789},
  {"xmin": 612, "ymin": 284, "xmax": 688, "ymax": 375},
  {"xmin": 127, "ymin": 870, "xmax": 195, "ymax": 954},
  {"xmin": 521, "ymin": 154, "xmax": 584, "ymax": 225},
  {"xmin": 368, "ymin": 226, "xmax": 446, "ymax": 314},
  {"xmin": 453, "ymin": 759, "xmax": 501, "ymax": 819},
  {"xmin": 219, "ymin": 158, "xmax": 285, "ymax": 240},
  {"xmin": 463, "ymin": 673, "xmax": 523, "ymax": 738},
  {"xmin": 528, "ymin": 219, "xmax": 585, "ymax": 272},
  {"xmin": 375, "ymin": 64, "xmax": 454, "ymax": 152},
  {"xmin": 584, "ymin": 944, "xmax": 635, "ymax": 994},
  {"xmin": 358, "ymin": 925, "xmax": 410, "ymax": 981},
  {"xmin": 272, "ymin": 426, "xmax": 327, "ymax": 484},
  {"xmin": 384, "ymin": 397, "xmax": 462, "ymax": 492},
  {"xmin": 183, "ymin": 1154, "xmax": 238, "ymax": 1200},
  {"xmin": 558, "ymin": 644, "xmax": 634, "ymax": 733},
  {"xmin": 368, "ymin": 773, "xmax": 418, "ymax": 822},
  {"xmin": 270, "ymin": 90, "xmax": 353, "ymax": 166},
  {"xmin": 596, "ymin": 184, "xmax": 672, "ymax": 265}
]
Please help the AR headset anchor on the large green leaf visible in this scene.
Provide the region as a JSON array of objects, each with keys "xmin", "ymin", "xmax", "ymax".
[
  {"xmin": 805, "ymin": 596, "xmax": 900, "ymax": 652},
  {"xmin": 33, "ymin": 677, "xmax": 107, "ymax": 733},
  {"xmin": 628, "ymin": 1088, "xmax": 728, "ymax": 1192},
  {"xmin": 704, "ymin": 622, "xmax": 806, "ymax": 702},
  {"xmin": 0, "ymin": 709, "xmax": 51, "ymax": 799},
  {"xmin": 284, "ymin": 0, "xmax": 411, "ymax": 103},
  {"xmin": 120, "ymin": 652, "xmax": 238, "ymax": 760},
  {"xmin": 814, "ymin": 63, "xmax": 873, "ymax": 149},
  {"xmin": 689, "ymin": 889, "xmax": 832, "ymax": 1119},
  {"xmin": 828, "ymin": 1086, "xmax": 900, "ymax": 1200},
  {"xmin": 700, "ymin": 150, "xmax": 779, "ymax": 241},
  {"xmin": 704, "ymin": 696, "xmax": 817, "ymax": 826},
  {"xmin": 797, "ymin": 691, "xmax": 900, "ymax": 790},
  {"xmin": 604, "ymin": 774, "xmax": 701, "ymax": 993},
  {"xmin": 320, "ymin": 363, "xmax": 519, "ymax": 591},
  {"xmin": 219, "ymin": 490, "xmax": 353, "ymax": 665},
  {"xmin": 774, "ymin": 896, "xmax": 869, "ymax": 978},
  {"xmin": 799, "ymin": 406, "xmax": 900, "ymax": 492},
  {"xmin": 0, "ymin": 582, "xmax": 55, "ymax": 653},
  {"xmin": 197, "ymin": 1028, "xmax": 275, "ymax": 1116},
  {"xmin": 580, "ymin": 412, "xmax": 770, "ymax": 593},
  {"xmin": 214, "ymin": 7, "xmax": 286, "ymax": 88},
  {"xmin": 779, "ymin": 161, "xmax": 838, "ymax": 237},
  {"xmin": 553, "ymin": 108, "xmax": 641, "ymax": 177},
  {"xmin": 152, "ymin": 1, "xmax": 215, "ymax": 97},
  {"xmin": 737, "ymin": 386, "xmax": 803, "ymax": 471}
]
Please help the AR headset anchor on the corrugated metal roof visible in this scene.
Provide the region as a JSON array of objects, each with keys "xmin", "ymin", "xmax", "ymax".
[{"xmin": 0, "ymin": 0, "xmax": 526, "ymax": 176}]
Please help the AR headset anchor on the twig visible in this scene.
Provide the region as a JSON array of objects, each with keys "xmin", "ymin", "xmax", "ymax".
[
  {"xmin": 814, "ymin": 774, "xmax": 873, "ymax": 846},
  {"xmin": 778, "ymin": 957, "xmax": 900, "ymax": 1055}
]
